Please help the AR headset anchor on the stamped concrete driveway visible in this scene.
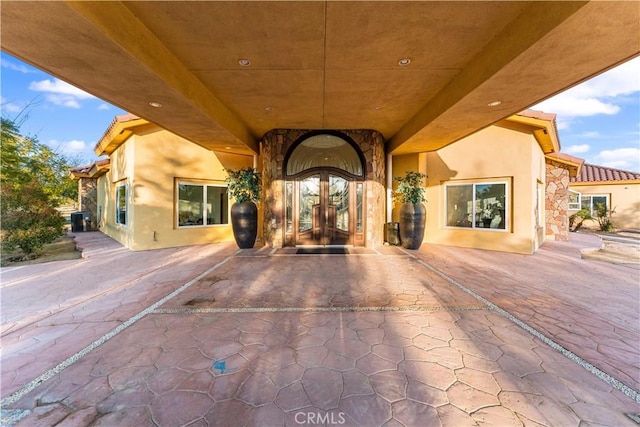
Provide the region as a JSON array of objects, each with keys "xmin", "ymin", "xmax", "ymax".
[{"xmin": 1, "ymin": 231, "xmax": 638, "ymax": 426}]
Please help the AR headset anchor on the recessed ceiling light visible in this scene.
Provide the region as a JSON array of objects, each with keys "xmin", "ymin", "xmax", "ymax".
[
  {"xmin": 149, "ymin": 101, "xmax": 162, "ymax": 108},
  {"xmin": 238, "ymin": 59, "xmax": 251, "ymax": 67},
  {"xmin": 487, "ymin": 100, "xmax": 502, "ymax": 107},
  {"xmin": 265, "ymin": 106, "xmax": 273, "ymax": 111},
  {"xmin": 373, "ymin": 106, "xmax": 382, "ymax": 111},
  {"xmin": 398, "ymin": 58, "xmax": 411, "ymax": 67},
  {"xmin": 225, "ymin": 146, "xmax": 232, "ymax": 150}
]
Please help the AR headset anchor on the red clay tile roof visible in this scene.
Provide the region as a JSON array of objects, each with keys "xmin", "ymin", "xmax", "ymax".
[
  {"xmin": 94, "ymin": 113, "xmax": 142, "ymax": 154},
  {"xmin": 69, "ymin": 163, "xmax": 94, "ymax": 175},
  {"xmin": 546, "ymin": 152, "xmax": 584, "ymax": 166},
  {"xmin": 69, "ymin": 158, "xmax": 110, "ymax": 175},
  {"xmin": 69, "ymin": 159, "xmax": 110, "ymax": 179},
  {"xmin": 571, "ymin": 163, "xmax": 640, "ymax": 183}
]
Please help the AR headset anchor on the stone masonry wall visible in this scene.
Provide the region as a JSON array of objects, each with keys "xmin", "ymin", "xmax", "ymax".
[
  {"xmin": 260, "ymin": 129, "xmax": 386, "ymax": 248},
  {"xmin": 545, "ymin": 159, "xmax": 570, "ymax": 241},
  {"xmin": 79, "ymin": 178, "xmax": 99, "ymax": 231}
]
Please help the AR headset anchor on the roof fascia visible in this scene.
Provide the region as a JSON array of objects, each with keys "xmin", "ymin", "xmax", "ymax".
[
  {"xmin": 502, "ymin": 115, "xmax": 560, "ymax": 154},
  {"xmin": 94, "ymin": 117, "xmax": 149, "ymax": 156},
  {"xmin": 545, "ymin": 153, "xmax": 583, "ymax": 178},
  {"xmin": 571, "ymin": 180, "xmax": 640, "ymax": 186},
  {"xmin": 69, "ymin": 160, "xmax": 111, "ymax": 180}
]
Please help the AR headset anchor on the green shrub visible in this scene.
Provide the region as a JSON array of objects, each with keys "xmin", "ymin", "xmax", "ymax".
[
  {"xmin": 224, "ymin": 167, "xmax": 261, "ymax": 203},
  {"xmin": 594, "ymin": 202, "xmax": 616, "ymax": 232},
  {"xmin": 569, "ymin": 208, "xmax": 592, "ymax": 232},
  {"xmin": 394, "ymin": 171, "xmax": 427, "ymax": 204}
]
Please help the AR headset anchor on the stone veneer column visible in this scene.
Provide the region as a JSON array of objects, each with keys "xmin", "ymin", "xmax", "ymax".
[
  {"xmin": 78, "ymin": 178, "xmax": 98, "ymax": 231},
  {"xmin": 545, "ymin": 159, "xmax": 570, "ymax": 241},
  {"xmin": 260, "ymin": 129, "xmax": 386, "ymax": 248}
]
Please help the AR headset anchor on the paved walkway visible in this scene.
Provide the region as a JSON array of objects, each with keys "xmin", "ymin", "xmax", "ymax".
[{"xmin": 1, "ymin": 231, "xmax": 638, "ymax": 426}]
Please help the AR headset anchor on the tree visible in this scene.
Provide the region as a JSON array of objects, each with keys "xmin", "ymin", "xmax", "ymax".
[
  {"xmin": 1, "ymin": 117, "xmax": 79, "ymax": 257},
  {"xmin": 569, "ymin": 208, "xmax": 592, "ymax": 232}
]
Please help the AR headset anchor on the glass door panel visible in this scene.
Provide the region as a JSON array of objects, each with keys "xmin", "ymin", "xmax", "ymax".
[
  {"xmin": 299, "ymin": 175, "xmax": 320, "ymax": 232},
  {"xmin": 329, "ymin": 175, "xmax": 349, "ymax": 232},
  {"xmin": 295, "ymin": 171, "xmax": 356, "ymax": 246}
]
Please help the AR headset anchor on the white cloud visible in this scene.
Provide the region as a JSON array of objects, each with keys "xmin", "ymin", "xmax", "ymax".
[
  {"xmin": 47, "ymin": 139, "xmax": 88, "ymax": 156},
  {"xmin": 572, "ymin": 58, "xmax": 640, "ymax": 98},
  {"xmin": 536, "ymin": 95, "xmax": 620, "ymax": 118},
  {"xmin": 564, "ymin": 144, "xmax": 590, "ymax": 154},
  {"xmin": 593, "ymin": 147, "xmax": 640, "ymax": 171},
  {"xmin": 534, "ymin": 57, "xmax": 640, "ymax": 121},
  {"xmin": 97, "ymin": 103, "xmax": 111, "ymax": 110},
  {"xmin": 579, "ymin": 131, "xmax": 601, "ymax": 138},
  {"xmin": 29, "ymin": 79, "xmax": 94, "ymax": 98},
  {"xmin": 47, "ymin": 94, "xmax": 82, "ymax": 108},
  {"xmin": 0, "ymin": 96, "xmax": 24, "ymax": 113},
  {"xmin": 63, "ymin": 140, "xmax": 87, "ymax": 153},
  {"xmin": 29, "ymin": 78, "xmax": 95, "ymax": 108},
  {"xmin": 1, "ymin": 58, "xmax": 36, "ymax": 73}
]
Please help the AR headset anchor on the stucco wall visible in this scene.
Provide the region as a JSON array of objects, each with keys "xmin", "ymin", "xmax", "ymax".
[
  {"xmin": 98, "ymin": 137, "xmax": 135, "ymax": 249},
  {"xmin": 99, "ymin": 126, "xmax": 252, "ymax": 251},
  {"xmin": 390, "ymin": 154, "xmax": 421, "ymax": 223},
  {"xmin": 420, "ymin": 125, "xmax": 545, "ymax": 254},
  {"xmin": 569, "ymin": 182, "xmax": 640, "ymax": 230}
]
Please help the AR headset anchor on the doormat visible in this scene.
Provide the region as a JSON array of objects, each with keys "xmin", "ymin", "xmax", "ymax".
[{"xmin": 297, "ymin": 247, "xmax": 348, "ymax": 255}]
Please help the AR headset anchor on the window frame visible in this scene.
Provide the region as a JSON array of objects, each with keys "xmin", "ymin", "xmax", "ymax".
[
  {"xmin": 580, "ymin": 194, "xmax": 610, "ymax": 216},
  {"xmin": 115, "ymin": 183, "xmax": 127, "ymax": 226},
  {"xmin": 176, "ymin": 180, "xmax": 229, "ymax": 228},
  {"xmin": 444, "ymin": 180, "xmax": 509, "ymax": 232},
  {"xmin": 568, "ymin": 190, "xmax": 582, "ymax": 210}
]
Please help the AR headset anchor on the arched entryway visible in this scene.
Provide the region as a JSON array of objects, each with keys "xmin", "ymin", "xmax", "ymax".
[{"xmin": 284, "ymin": 133, "xmax": 366, "ymax": 246}]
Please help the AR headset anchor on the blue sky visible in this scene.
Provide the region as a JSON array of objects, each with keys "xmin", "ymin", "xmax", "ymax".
[{"xmin": 2, "ymin": 51, "xmax": 639, "ymax": 171}]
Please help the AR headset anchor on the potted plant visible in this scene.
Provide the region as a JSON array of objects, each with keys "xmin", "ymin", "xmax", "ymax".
[
  {"xmin": 225, "ymin": 167, "xmax": 261, "ymax": 248},
  {"xmin": 394, "ymin": 171, "xmax": 427, "ymax": 249}
]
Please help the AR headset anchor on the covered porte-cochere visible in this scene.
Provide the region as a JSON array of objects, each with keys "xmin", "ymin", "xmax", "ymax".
[{"xmin": 260, "ymin": 129, "xmax": 387, "ymax": 249}]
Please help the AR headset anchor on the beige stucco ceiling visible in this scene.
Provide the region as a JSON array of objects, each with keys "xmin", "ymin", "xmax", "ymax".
[{"xmin": 2, "ymin": 1, "xmax": 639, "ymax": 156}]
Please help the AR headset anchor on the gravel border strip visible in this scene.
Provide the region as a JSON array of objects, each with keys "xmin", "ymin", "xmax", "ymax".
[{"xmin": 151, "ymin": 305, "xmax": 489, "ymax": 314}]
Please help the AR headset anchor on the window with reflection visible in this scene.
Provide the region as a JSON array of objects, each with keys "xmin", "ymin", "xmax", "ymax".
[
  {"xmin": 581, "ymin": 194, "xmax": 609, "ymax": 216},
  {"xmin": 116, "ymin": 184, "xmax": 127, "ymax": 226},
  {"xmin": 285, "ymin": 182, "xmax": 293, "ymax": 233},
  {"xmin": 568, "ymin": 190, "xmax": 581, "ymax": 210},
  {"xmin": 356, "ymin": 183, "xmax": 363, "ymax": 233},
  {"xmin": 446, "ymin": 182, "xmax": 507, "ymax": 230},
  {"xmin": 178, "ymin": 182, "xmax": 228, "ymax": 227}
]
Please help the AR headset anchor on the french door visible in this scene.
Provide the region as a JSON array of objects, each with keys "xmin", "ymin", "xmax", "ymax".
[{"xmin": 295, "ymin": 170, "xmax": 355, "ymax": 246}]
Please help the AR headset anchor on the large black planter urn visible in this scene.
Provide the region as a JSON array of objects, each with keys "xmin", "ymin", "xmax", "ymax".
[
  {"xmin": 231, "ymin": 201, "xmax": 258, "ymax": 249},
  {"xmin": 399, "ymin": 202, "xmax": 426, "ymax": 250}
]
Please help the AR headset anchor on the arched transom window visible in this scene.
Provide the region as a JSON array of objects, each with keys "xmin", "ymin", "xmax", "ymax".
[{"xmin": 286, "ymin": 134, "xmax": 364, "ymax": 176}]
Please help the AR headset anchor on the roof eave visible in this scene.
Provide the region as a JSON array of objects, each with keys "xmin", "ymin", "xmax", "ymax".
[
  {"xmin": 545, "ymin": 153, "xmax": 584, "ymax": 178},
  {"xmin": 504, "ymin": 114, "xmax": 560, "ymax": 154},
  {"xmin": 94, "ymin": 116, "xmax": 149, "ymax": 156}
]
